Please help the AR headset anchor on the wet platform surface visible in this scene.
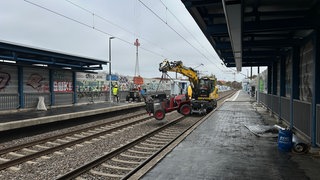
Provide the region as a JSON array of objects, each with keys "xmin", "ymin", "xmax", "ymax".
[{"xmin": 141, "ymin": 91, "xmax": 320, "ymax": 180}]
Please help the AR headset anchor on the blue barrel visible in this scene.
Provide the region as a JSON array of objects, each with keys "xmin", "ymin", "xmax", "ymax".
[{"xmin": 278, "ymin": 129, "xmax": 293, "ymax": 152}]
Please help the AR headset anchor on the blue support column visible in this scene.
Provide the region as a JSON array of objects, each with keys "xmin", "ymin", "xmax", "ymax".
[
  {"xmin": 290, "ymin": 46, "xmax": 300, "ymax": 129},
  {"xmin": 73, "ymin": 71, "xmax": 77, "ymax": 104},
  {"xmin": 267, "ymin": 65, "xmax": 272, "ymax": 94},
  {"xmin": 311, "ymin": 30, "xmax": 320, "ymax": 147},
  {"xmin": 280, "ymin": 55, "xmax": 286, "ymax": 97},
  {"xmin": 18, "ymin": 66, "xmax": 24, "ymax": 108},
  {"xmin": 257, "ymin": 66, "xmax": 260, "ymax": 103},
  {"xmin": 271, "ymin": 61, "xmax": 278, "ymax": 112},
  {"xmin": 272, "ymin": 61, "xmax": 277, "ymax": 95},
  {"xmin": 49, "ymin": 69, "xmax": 54, "ymax": 106},
  {"xmin": 279, "ymin": 55, "xmax": 286, "ymax": 120}
]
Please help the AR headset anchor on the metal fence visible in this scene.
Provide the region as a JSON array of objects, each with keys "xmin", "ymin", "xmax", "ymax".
[
  {"xmin": 54, "ymin": 92, "xmax": 74, "ymax": 105},
  {"xmin": 280, "ymin": 97, "xmax": 290, "ymax": 124},
  {"xmin": 0, "ymin": 93, "xmax": 19, "ymax": 110},
  {"xmin": 259, "ymin": 92, "xmax": 312, "ymax": 140},
  {"xmin": 293, "ymin": 100, "xmax": 311, "ymax": 139},
  {"xmin": 0, "ymin": 89, "xmax": 172, "ymax": 111},
  {"xmin": 24, "ymin": 93, "xmax": 51, "ymax": 108},
  {"xmin": 317, "ymin": 105, "xmax": 320, "ymax": 146},
  {"xmin": 272, "ymin": 95, "xmax": 279, "ymax": 115}
]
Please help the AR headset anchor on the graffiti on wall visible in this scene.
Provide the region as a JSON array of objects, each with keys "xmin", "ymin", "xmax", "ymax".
[
  {"xmin": 0, "ymin": 64, "xmax": 171, "ymax": 97},
  {"xmin": 76, "ymin": 72, "xmax": 106, "ymax": 92},
  {"xmin": 111, "ymin": 76, "xmax": 171, "ymax": 92},
  {"xmin": 143, "ymin": 79, "xmax": 170, "ymax": 92},
  {"xmin": 54, "ymin": 81, "xmax": 73, "ymax": 92},
  {"xmin": 0, "ymin": 72, "xmax": 10, "ymax": 90},
  {"xmin": 53, "ymin": 70, "xmax": 73, "ymax": 92},
  {"xmin": 117, "ymin": 75, "xmax": 130, "ymax": 91},
  {"xmin": 26, "ymin": 73, "xmax": 44, "ymax": 89},
  {"xmin": 76, "ymin": 72, "xmax": 107, "ymax": 100},
  {"xmin": 23, "ymin": 67, "xmax": 49, "ymax": 93},
  {"xmin": 300, "ymin": 41, "xmax": 313, "ymax": 102},
  {"xmin": 0, "ymin": 65, "xmax": 18, "ymax": 93}
]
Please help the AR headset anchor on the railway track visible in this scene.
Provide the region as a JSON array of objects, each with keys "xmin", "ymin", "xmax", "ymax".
[
  {"xmin": 0, "ymin": 90, "xmax": 236, "ymax": 179},
  {"xmin": 57, "ymin": 115, "xmax": 193, "ymax": 179},
  {"xmin": 56, "ymin": 90, "xmax": 237, "ymax": 179},
  {"xmin": 0, "ymin": 111, "xmax": 151, "ymax": 171}
]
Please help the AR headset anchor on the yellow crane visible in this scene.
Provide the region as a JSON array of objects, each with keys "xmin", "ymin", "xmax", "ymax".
[
  {"xmin": 145, "ymin": 59, "xmax": 219, "ymax": 120},
  {"xmin": 159, "ymin": 60, "xmax": 218, "ymax": 110}
]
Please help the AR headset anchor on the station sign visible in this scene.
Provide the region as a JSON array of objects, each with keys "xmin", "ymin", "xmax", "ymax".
[{"xmin": 106, "ymin": 74, "xmax": 119, "ymax": 81}]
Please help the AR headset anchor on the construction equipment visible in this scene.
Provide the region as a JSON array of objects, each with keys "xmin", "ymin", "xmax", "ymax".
[
  {"xmin": 145, "ymin": 59, "xmax": 218, "ymax": 120},
  {"xmin": 126, "ymin": 38, "xmax": 144, "ymax": 102},
  {"xmin": 126, "ymin": 81, "xmax": 144, "ymax": 102}
]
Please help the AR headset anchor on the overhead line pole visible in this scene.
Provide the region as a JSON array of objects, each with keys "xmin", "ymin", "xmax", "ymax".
[{"xmin": 109, "ymin": 37, "xmax": 115, "ymax": 102}]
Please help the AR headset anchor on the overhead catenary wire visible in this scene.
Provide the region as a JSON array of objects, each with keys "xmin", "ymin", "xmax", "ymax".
[
  {"xmin": 23, "ymin": 0, "xmax": 239, "ymax": 80},
  {"xmin": 65, "ymin": 0, "xmax": 179, "ymax": 58},
  {"xmin": 23, "ymin": 0, "xmax": 165, "ymax": 58},
  {"xmin": 139, "ymin": 0, "xmax": 231, "ymax": 74},
  {"xmin": 158, "ymin": 1, "xmax": 222, "ymax": 62},
  {"xmin": 157, "ymin": 0, "xmax": 237, "ymax": 74}
]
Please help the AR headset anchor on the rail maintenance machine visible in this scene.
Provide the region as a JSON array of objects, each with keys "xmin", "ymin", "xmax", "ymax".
[{"xmin": 145, "ymin": 60, "xmax": 219, "ymax": 120}]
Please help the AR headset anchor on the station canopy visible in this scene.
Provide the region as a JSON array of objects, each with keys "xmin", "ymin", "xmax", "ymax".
[
  {"xmin": 0, "ymin": 40, "xmax": 108, "ymax": 72},
  {"xmin": 182, "ymin": 0, "xmax": 320, "ymax": 71}
]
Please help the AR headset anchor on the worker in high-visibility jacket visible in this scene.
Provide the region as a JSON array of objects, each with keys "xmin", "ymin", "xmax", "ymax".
[
  {"xmin": 187, "ymin": 84, "xmax": 193, "ymax": 99},
  {"xmin": 112, "ymin": 84, "xmax": 119, "ymax": 103}
]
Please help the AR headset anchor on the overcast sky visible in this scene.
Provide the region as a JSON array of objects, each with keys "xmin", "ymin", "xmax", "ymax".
[{"xmin": 0, "ymin": 0, "xmax": 263, "ymax": 82}]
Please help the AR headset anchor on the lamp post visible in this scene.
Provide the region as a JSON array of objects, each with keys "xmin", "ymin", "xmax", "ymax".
[{"xmin": 109, "ymin": 37, "xmax": 115, "ymax": 102}]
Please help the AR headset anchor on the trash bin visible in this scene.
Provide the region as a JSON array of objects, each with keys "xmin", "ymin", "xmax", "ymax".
[{"xmin": 278, "ymin": 129, "xmax": 293, "ymax": 152}]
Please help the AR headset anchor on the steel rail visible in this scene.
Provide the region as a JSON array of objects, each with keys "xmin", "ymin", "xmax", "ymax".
[
  {"xmin": 124, "ymin": 90, "xmax": 237, "ymax": 179},
  {"xmin": 0, "ymin": 111, "xmax": 146, "ymax": 155},
  {"xmin": 56, "ymin": 90, "xmax": 237, "ymax": 179},
  {"xmin": 56, "ymin": 116, "xmax": 186, "ymax": 180},
  {"xmin": 0, "ymin": 115, "xmax": 152, "ymax": 171}
]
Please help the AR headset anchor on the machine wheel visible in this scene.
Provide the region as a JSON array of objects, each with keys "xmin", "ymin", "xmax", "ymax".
[
  {"xmin": 206, "ymin": 107, "xmax": 213, "ymax": 113},
  {"xmin": 179, "ymin": 104, "xmax": 191, "ymax": 116},
  {"xmin": 154, "ymin": 109, "xmax": 165, "ymax": 120}
]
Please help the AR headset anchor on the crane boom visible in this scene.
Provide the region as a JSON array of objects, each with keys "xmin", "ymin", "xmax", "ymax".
[{"xmin": 159, "ymin": 60, "xmax": 199, "ymax": 86}]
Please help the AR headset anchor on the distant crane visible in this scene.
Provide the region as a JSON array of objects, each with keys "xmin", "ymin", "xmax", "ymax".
[
  {"xmin": 134, "ymin": 38, "xmax": 140, "ymax": 77},
  {"xmin": 126, "ymin": 38, "xmax": 143, "ymax": 102},
  {"xmin": 133, "ymin": 38, "xmax": 143, "ymax": 85}
]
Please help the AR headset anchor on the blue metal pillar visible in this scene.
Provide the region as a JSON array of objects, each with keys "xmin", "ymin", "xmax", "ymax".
[
  {"xmin": 257, "ymin": 66, "xmax": 260, "ymax": 103},
  {"xmin": 267, "ymin": 65, "xmax": 272, "ymax": 94},
  {"xmin": 18, "ymin": 66, "xmax": 24, "ymax": 108},
  {"xmin": 72, "ymin": 71, "xmax": 77, "ymax": 104},
  {"xmin": 272, "ymin": 61, "xmax": 277, "ymax": 95},
  {"xmin": 49, "ymin": 69, "xmax": 54, "ymax": 106},
  {"xmin": 290, "ymin": 46, "xmax": 300, "ymax": 129},
  {"xmin": 279, "ymin": 55, "xmax": 286, "ymax": 96},
  {"xmin": 311, "ymin": 30, "xmax": 320, "ymax": 147},
  {"xmin": 271, "ymin": 61, "xmax": 277, "ymax": 112},
  {"xmin": 279, "ymin": 55, "xmax": 286, "ymax": 120}
]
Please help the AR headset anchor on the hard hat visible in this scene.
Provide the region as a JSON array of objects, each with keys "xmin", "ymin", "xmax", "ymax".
[{"xmin": 114, "ymin": 84, "xmax": 118, "ymax": 87}]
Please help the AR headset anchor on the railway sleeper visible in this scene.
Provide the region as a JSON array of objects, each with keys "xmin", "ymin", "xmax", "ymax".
[{"xmin": 120, "ymin": 153, "xmax": 148, "ymax": 159}]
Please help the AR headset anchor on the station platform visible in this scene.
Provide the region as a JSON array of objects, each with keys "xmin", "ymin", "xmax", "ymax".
[
  {"xmin": 0, "ymin": 102, "xmax": 145, "ymax": 132},
  {"xmin": 140, "ymin": 90, "xmax": 320, "ymax": 180}
]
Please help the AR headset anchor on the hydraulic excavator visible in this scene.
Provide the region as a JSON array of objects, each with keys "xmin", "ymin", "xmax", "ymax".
[{"xmin": 145, "ymin": 59, "xmax": 219, "ymax": 120}]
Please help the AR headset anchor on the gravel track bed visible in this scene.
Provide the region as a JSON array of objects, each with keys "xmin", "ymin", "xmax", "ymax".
[
  {"xmin": 82, "ymin": 115, "xmax": 200, "ymax": 179},
  {"xmin": 0, "ymin": 110, "xmax": 145, "ymax": 150},
  {"xmin": 0, "ymin": 112, "xmax": 182, "ymax": 179}
]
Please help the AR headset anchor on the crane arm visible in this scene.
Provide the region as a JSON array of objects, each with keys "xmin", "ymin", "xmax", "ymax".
[{"xmin": 159, "ymin": 60, "xmax": 199, "ymax": 86}]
